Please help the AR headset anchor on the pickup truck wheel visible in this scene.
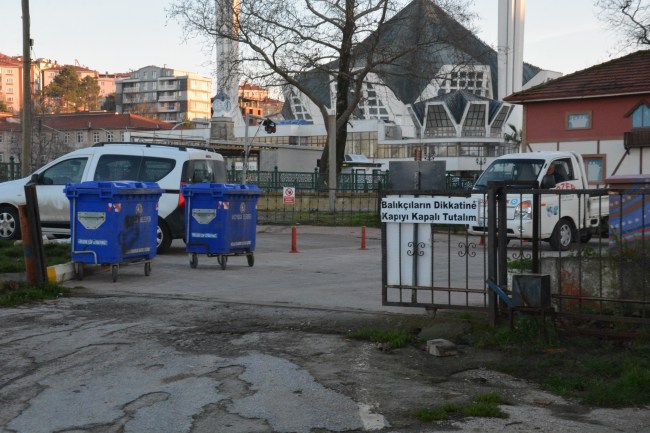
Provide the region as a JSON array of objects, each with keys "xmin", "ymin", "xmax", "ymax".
[
  {"xmin": 0, "ymin": 206, "xmax": 21, "ymax": 241},
  {"xmin": 550, "ymin": 218, "xmax": 574, "ymax": 251}
]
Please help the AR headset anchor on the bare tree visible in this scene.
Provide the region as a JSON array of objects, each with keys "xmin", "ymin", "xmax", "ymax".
[
  {"xmin": 9, "ymin": 117, "xmax": 75, "ymax": 172},
  {"xmin": 595, "ymin": 0, "xmax": 649, "ymax": 50},
  {"xmin": 168, "ymin": 0, "xmax": 479, "ymax": 173}
]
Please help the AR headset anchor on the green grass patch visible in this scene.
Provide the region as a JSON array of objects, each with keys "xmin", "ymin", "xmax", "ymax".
[
  {"xmin": 416, "ymin": 392, "xmax": 509, "ymax": 422},
  {"xmin": 541, "ymin": 353, "xmax": 650, "ymax": 407},
  {"xmin": 457, "ymin": 318, "xmax": 650, "ymax": 407},
  {"xmin": 0, "ymin": 281, "xmax": 70, "ymax": 307},
  {"xmin": 0, "ymin": 240, "xmax": 71, "ymax": 273},
  {"xmin": 347, "ymin": 328, "xmax": 418, "ymax": 349}
]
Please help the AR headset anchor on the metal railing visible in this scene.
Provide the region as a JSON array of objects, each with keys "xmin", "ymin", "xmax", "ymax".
[
  {"xmin": 227, "ymin": 168, "xmax": 388, "ymax": 192},
  {"xmin": 0, "ymin": 160, "xmax": 34, "ymax": 182},
  {"xmin": 227, "ymin": 168, "xmax": 474, "ymax": 192}
]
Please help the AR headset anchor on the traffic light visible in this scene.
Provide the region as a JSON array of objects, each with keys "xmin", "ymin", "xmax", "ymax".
[{"xmin": 262, "ymin": 119, "xmax": 276, "ymax": 134}]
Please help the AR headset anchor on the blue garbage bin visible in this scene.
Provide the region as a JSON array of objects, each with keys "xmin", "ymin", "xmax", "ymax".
[
  {"xmin": 182, "ymin": 183, "xmax": 261, "ymax": 269},
  {"xmin": 64, "ymin": 181, "xmax": 164, "ymax": 281}
]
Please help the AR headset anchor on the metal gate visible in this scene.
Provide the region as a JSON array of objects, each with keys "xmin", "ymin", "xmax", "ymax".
[
  {"xmin": 380, "ymin": 184, "xmax": 528, "ymax": 319},
  {"xmin": 382, "ymin": 181, "xmax": 650, "ymax": 336},
  {"xmin": 381, "ymin": 189, "xmax": 490, "ymax": 312}
]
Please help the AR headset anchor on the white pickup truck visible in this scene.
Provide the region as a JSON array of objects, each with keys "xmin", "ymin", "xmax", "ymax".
[{"xmin": 467, "ymin": 151, "xmax": 609, "ymax": 251}]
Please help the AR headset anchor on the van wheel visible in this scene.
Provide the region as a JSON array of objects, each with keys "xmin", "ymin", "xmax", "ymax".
[
  {"xmin": 156, "ymin": 219, "xmax": 172, "ymax": 254},
  {"xmin": 550, "ymin": 218, "xmax": 574, "ymax": 251},
  {"xmin": 0, "ymin": 206, "xmax": 21, "ymax": 241}
]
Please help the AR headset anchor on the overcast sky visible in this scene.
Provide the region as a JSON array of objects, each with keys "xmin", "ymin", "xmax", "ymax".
[{"xmin": 1, "ymin": 0, "xmax": 621, "ymax": 80}]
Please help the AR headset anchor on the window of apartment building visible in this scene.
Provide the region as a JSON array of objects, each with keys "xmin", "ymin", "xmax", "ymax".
[
  {"xmin": 77, "ymin": 131, "xmax": 84, "ymax": 144},
  {"xmin": 6, "ymin": 88, "xmax": 13, "ymax": 94},
  {"xmin": 632, "ymin": 104, "xmax": 650, "ymax": 128},
  {"xmin": 168, "ymin": 103, "xmax": 175, "ymax": 110},
  {"xmin": 92, "ymin": 132, "xmax": 100, "ymax": 143},
  {"xmin": 6, "ymin": 69, "xmax": 13, "ymax": 74},
  {"xmin": 64, "ymin": 133, "xmax": 70, "ymax": 144},
  {"xmin": 7, "ymin": 97, "xmax": 13, "ymax": 103},
  {"xmin": 11, "ymin": 134, "xmax": 17, "ymax": 144},
  {"xmin": 0, "ymin": 154, "xmax": 3, "ymax": 163},
  {"xmin": 6, "ymin": 78, "xmax": 13, "ymax": 84},
  {"xmin": 120, "ymin": 132, "xmax": 126, "ymax": 141},
  {"xmin": 153, "ymin": 71, "xmax": 157, "ymax": 78},
  {"xmin": 106, "ymin": 131, "xmax": 113, "ymax": 142},
  {"xmin": 0, "ymin": 134, "xmax": 3, "ymax": 143}
]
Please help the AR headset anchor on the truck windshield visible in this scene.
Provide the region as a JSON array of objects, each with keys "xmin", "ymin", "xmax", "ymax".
[{"xmin": 474, "ymin": 159, "xmax": 545, "ymax": 189}]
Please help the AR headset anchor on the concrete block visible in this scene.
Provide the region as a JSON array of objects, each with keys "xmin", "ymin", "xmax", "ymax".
[
  {"xmin": 47, "ymin": 262, "xmax": 76, "ymax": 283},
  {"xmin": 426, "ymin": 339, "xmax": 458, "ymax": 357}
]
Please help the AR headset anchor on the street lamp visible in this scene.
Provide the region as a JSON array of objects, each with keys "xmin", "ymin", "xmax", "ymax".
[
  {"xmin": 476, "ymin": 156, "xmax": 486, "ymax": 172},
  {"xmin": 241, "ymin": 112, "xmax": 280, "ymax": 184}
]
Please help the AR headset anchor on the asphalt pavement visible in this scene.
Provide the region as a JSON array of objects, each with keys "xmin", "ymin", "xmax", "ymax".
[{"xmin": 64, "ymin": 225, "xmax": 408, "ymax": 313}]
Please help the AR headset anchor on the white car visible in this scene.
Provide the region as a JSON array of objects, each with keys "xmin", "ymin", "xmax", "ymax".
[{"xmin": 0, "ymin": 142, "xmax": 227, "ymax": 253}]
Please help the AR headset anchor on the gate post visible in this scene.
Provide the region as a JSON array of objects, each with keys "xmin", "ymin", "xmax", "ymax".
[
  {"xmin": 487, "ymin": 182, "xmax": 498, "ymax": 326},
  {"xmin": 487, "ymin": 181, "xmax": 508, "ymax": 326}
]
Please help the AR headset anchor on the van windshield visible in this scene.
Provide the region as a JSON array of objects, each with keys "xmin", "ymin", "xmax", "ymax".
[{"xmin": 474, "ymin": 159, "xmax": 545, "ymax": 188}]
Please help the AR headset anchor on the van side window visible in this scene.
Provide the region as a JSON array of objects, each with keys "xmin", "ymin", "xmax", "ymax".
[
  {"xmin": 94, "ymin": 155, "xmax": 142, "ymax": 181},
  {"xmin": 185, "ymin": 160, "xmax": 228, "ymax": 184},
  {"xmin": 140, "ymin": 157, "xmax": 176, "ymax": 182},
  {"xmin": 40, "ymin": 158, "xmax": 88, "ymax": 185}
]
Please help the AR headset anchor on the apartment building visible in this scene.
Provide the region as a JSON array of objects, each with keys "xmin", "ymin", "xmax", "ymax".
[
  {"xmin": 115, "ymin": 66, "xmax": 212, "ymax": 124},
  {"xmin": 0, "ymin": 54, "xmax": 24, "ymax": 113},
  {"xmin": 239, "ymin": 82, "xmax": 284, "ymax": 123},
  {"xmin": 0, "ymin": 54, "xmax": 118, "ymax": 113}
]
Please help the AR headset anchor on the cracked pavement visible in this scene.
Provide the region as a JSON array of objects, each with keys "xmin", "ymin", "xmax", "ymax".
[{"xmin": 1, "ymin": 226, "xmax": 650, "ymax": 432}]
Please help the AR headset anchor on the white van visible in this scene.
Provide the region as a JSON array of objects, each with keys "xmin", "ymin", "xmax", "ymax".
[{"xmin": 0, "ymin": 142, "xmax": 227, "ymax": 253}]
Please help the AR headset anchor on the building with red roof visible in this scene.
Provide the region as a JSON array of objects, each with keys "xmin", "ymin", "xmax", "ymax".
[
  {"xmin": 0, "ymin": 112, "xmax": 172, "ymax": 165},
  {"xmin": 505, "ymin": 50, "xmax": 650, "ymax": 186}
]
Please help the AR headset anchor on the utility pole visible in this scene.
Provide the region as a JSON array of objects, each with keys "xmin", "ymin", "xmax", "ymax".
[
  {"xmin": 327, "ymin": 114, "xmax": 337, "ymax": 212},
  {"xmin": 21, "ymin": 0, "xmax": 32, "ymax": 177}
]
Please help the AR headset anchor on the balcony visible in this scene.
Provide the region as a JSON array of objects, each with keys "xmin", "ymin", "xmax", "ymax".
[
  {"xmin": 158, "ymin": 105, "xmax": 179, "ymax": 113},
  {"xmin": 624, "ymin": 129, "xmax": 650, "ymax": 150}
]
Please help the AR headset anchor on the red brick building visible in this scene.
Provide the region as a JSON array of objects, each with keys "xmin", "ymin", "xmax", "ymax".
[{"xmin": 505, "ymin": 50, "xmax": 650, "ymax": 187}]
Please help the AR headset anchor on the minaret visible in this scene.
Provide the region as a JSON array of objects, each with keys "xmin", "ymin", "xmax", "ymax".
[
  {"xmin": 497, "ymin": 0, "xmax": 525, "ymax": 101},
  {"xmin": 211, "ymin": 0, "xmax": 241, "ymax": 140},
  {"xmin": 497, "ymin": 0, "xmax": 525, "ymax": 131}
]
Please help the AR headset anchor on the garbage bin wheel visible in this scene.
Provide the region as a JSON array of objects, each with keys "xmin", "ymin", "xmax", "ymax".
[
  {"xmin": 74, "ymin": 263, "xmax": 84, "ymax": 281},
  {"xmin": 111, "ymin": 265, "xmax": 119, "ymax": 282},
  {"xmin": 218, "ymin": 255, "xmax": 228, "ymax": 270},
  {"xmin": 247, "ymin": 253, "xmax": 254, "ymax": 267},
  {"xmin": 144, "ymin": 262, "xmax": 152, "ymax": 276},
  {"xmin": 190, "ymin": 253, "xmax": 198, "ymax": 269}
]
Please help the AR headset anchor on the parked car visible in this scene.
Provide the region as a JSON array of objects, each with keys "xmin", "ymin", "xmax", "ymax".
[{"xmin": 0, "ymin": 142, "xmax": 227, "ymax": 253}]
